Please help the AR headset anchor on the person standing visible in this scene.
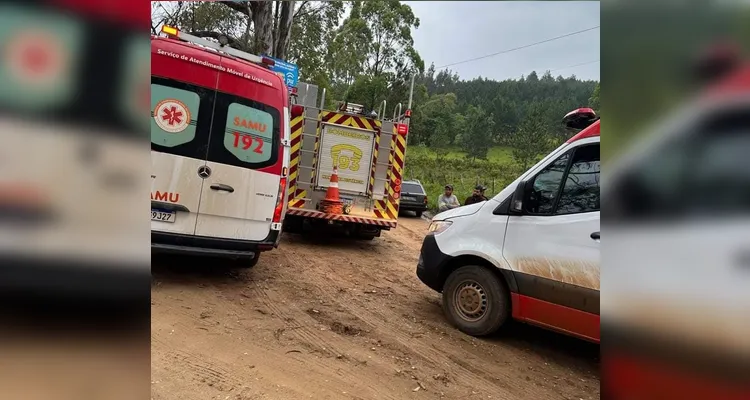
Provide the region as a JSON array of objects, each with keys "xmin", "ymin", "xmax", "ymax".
[{"xmin": 437, "ymin": 184, "xmax": 460, "ymax": 212}]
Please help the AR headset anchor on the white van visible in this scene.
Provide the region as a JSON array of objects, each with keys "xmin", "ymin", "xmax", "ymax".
[{"xmin": 416, "ymin": 108, "xmax": 600, "ymax": 343}]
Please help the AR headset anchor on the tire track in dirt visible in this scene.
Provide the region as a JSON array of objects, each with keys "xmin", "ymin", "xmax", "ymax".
[
  {"xmin": 152, "ymin": 286, "xmax": 380, "ymax": 399},
  {"xmin": 274, "ymin": 236, "xmax": 520, "ymax": 398},
  {"xmin": 277, "ymin": 218, "xmax": 593, "ymax": 399},
  {"xmin": 152, "ymin": 217, "xmax": 600, "ymax": 400},
  {"xmin": 152, "ymin": 335, "xmax": 248, "ymax": 393},
  {"xmin": 244, "ymin": 282, "xmax": 405, "ymax": 400},
  {"xmin": 266, "ymin": 243, "xmax": 494, "ymax": 396}
]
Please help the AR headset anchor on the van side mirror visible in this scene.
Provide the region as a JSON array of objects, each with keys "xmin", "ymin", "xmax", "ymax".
[{"xmin": 509, "ymin": 181, "xmax": 528, "ymax": 214}]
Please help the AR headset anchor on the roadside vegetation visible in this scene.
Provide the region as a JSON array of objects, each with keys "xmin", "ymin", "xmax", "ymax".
[{"xmin": 152, "ymin": 1, "xmax": 600, "ymax": 213}]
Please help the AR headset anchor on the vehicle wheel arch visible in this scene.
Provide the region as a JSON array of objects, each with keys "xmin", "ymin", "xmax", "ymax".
[{"xmin": 438, "ymin": 255, "xmax": 518, "ymax": 294}]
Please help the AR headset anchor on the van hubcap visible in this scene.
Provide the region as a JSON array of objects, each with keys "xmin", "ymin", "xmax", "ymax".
[{"xmin": 454, "ymin": 281, "xmax": 487, "ymax": 321}]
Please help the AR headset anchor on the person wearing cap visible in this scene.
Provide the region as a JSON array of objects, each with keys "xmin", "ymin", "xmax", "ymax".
[
  {"xmin": 464, "ymin": 185, "xmax": 488, "ymax": 206},
  {"xmin": 437, "ymin": 184, "xmax": 460, "ymax": 212}
]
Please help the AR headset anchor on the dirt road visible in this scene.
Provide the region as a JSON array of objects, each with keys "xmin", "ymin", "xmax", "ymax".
[{"xmin": 151, "ymin": 217, "xmax": 599, "ymax": 400}]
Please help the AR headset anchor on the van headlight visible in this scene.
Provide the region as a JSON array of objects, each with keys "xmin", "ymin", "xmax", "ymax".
[{"xmin": 427, "ymin": 220, "xmax": 453, "ymax": 235}]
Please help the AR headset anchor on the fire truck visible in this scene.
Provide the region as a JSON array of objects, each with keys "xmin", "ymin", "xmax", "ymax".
[{"xmin": 282, "ymin": 82, "xmax": 413, "ymax": 240}]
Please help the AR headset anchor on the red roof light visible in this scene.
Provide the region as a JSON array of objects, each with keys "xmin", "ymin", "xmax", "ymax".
[
  {"xmin": 566, "ymin": 119, "xmax": 600, "ymax": 143},
  {"xmin": 261, "ymin": 56, "xmax": 275, "ymax": 67}
]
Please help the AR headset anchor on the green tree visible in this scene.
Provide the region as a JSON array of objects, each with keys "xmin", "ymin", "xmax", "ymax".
[
  {"xmin": 412, "ymin": 93, "xmax": 460, "ymax": 153},
  {"xmin": 359, "ymin": 0, "xmax": 423, "ymax": 76},
  {"xmin": 326, "ymin": 1, "xmax": 423, "ymax": 108},
  {"xmin": 509, "ymin": 104, "xmax": 553, "ymax": 170},
  {"xmin": 589, "ymin": 82, "xmax": 600, "ymax": 113},
  {"xmin": 460, "ymin": 105, "xmax": 495, "ymax": 160},
  {"xmin": 287, "ymin": 2, "xmax": 345, "ymax": 87}
]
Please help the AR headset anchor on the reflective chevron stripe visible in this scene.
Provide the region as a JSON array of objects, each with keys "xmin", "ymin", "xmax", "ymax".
[
  {"xmin": 287, "ymin": 115, "xmax": 307, "ymax": 209},
  {"xmin": 287, "ymin": 207, "xmax": 397, "ymax": 228},
  {"xmin": 373, "ymin": 124, "xmax": 406, "ymax": 222}
]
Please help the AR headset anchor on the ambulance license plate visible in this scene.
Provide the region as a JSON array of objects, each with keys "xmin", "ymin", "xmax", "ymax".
[{"xmin": 151, "ymin": 209, "xmax": 175, "ymax": 223}]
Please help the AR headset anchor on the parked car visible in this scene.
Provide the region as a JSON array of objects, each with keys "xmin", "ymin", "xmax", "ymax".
[
  {"xmin": 399, "ymin": 180, "xmax": 429, "ymax": 217},
  {"xmin": 417, "ymin": 108, "xmax": 600, "ymax": 342}
]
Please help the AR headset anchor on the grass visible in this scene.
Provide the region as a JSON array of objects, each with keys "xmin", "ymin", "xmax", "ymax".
[
  {"xmin": 406, "ymin": 145, "xmax": 514, "ymax": 163},
  {"xmin": 402, "ymin": 145, "xmax": 524, "ymax": 213}
]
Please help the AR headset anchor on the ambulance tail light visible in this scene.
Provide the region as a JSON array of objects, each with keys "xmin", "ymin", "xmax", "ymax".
[{"xmin": 272, "ymin": 177, "xmax": 287, "ymax": 225}]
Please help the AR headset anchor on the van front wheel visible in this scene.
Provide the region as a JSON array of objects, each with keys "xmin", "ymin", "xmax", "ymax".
[{"xmin": 442, "ymin": 265, "xmax": 509, "ymax": 336}]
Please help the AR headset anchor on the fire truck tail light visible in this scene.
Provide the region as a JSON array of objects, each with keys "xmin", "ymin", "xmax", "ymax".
[
  {"xmin": 291, "ymin": 105, "xmax": 304, "ymax": 118},
  {"xmin": 396, "ymin": 123, "xmax": 408, "ymax": 135}
]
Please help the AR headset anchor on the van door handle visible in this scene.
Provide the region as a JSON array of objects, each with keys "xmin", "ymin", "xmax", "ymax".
[
  {"xmin": 591, "ymin": 231, "xmax": 600, "ymax": 240},
  {"xmin": 210, "ymin": 184, "xmax": 234, "ymax": 193}
]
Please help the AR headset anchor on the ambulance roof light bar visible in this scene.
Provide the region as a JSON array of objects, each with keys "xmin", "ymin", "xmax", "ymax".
[{"xmin": 161, "ymin": 25, "xmax": 275, "ymax": 68}]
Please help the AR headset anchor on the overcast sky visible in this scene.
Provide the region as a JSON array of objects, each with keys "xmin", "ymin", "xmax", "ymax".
[{"xmin": 405, "ymin": 1, "xmax": 600, "ymax": 82}]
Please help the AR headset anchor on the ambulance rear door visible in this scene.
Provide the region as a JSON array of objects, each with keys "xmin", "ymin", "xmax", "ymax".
[{"xmin": 150, "ymin": 38, "xmax": 219, "ymax": 236}]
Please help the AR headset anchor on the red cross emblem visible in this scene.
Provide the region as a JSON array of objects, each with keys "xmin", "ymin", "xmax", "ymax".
[
  {"xmin": 154, "ymin": 99, "xmax": 190, "ymax": 133},
  {"xmin": 161, "ymin": 105, "xmax": 183, "ymax": 126}
]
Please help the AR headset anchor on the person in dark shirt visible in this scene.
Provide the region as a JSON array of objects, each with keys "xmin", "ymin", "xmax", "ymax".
[{"xmin": 464, "ymin": 185, "xmax": 488, "ymax": 205}]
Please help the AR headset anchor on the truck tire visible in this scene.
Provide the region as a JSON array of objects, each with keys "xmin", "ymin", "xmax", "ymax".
[
  {"xmin": 233, "ymin": 253, "xmax": 260, "ymax": 269},
  {"xmin": 355, "ymin": 233, "xmax": 376, "ymax": 241},
  {"xmin": 415, "ymin": 211, "xmax": 423, "ymax": 218},
  {"xmin": 282, "ymin": 215, "xmax": 303, "ymax": 234},
  {"xmin": 442, "ymin": 265, "xmax": 510, "ymax": 336}
]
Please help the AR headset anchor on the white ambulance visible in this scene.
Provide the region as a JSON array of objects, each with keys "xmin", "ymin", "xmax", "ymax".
[
  {"xmin": 417, "ymin": 108, "xmax": 601, "ymax": 342},
  {"xmin": 150, "ymin": 26, "xmax": 290, "ymax": 268}
]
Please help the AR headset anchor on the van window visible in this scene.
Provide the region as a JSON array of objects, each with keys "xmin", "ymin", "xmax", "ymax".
[
  {"xmin": 151, "ymin": 84, "xmax": 199, "ymax": 146},
  {"xmin": 151, "ymin": 77, "xmax": 215, "ymax": 160},
  {"xmin": 528, "ymin": 152, "xmax": 570, "ymax": 214},
  {"xmin": 223, "ymin": 103, "xmax": 275, "ymax": 164},
  {"xmin": 607, "ymin": 109, "xmax": 750, "ymax": 221},
  {"xmin": 207, "ymin": 91, "xmax": 280, "ymax": 169},
  {"xmin": 555, "ymin": 144, "xmax": 600, "ymax": 215}
]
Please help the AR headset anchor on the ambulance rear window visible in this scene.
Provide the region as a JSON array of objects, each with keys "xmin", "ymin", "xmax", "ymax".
[
  {"xmin": 150, "ymin": 77, "xmax": 215, "ymax": 161},
  {"xmin": 206, "ymin": 91, "xmax": 280, "ymax": 169},
  {"xmin": 150, "ymin": 84, "xmax": 199, "ymax": 147},
  {"xmin": 223, "ymin": 103, "xmax": 275, "ymax": 164}
]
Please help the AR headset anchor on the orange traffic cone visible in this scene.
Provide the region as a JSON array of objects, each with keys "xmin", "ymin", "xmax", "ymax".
[{"xmin": 320, "ymin": 166, "xmax": 344, "ymax": 214}]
